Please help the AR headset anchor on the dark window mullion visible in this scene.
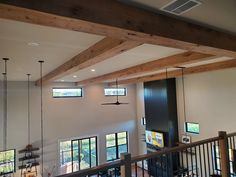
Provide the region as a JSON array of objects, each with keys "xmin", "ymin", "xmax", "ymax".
[
  {"xmin": 116, "ymin": 133, "xmax": 119, "ymax": 160},
  {"xmin": 71, "ymin": 141, "xmax": 74, "ymax": 172},
  {"xmin": 89, "ymin": 138, "xmax": 92, "ymax": 168},
  {"xmin": 95, "ymin": 137, "xmax": 98, "ymax": 166},
  {"xmin": 78, "ymin": 140, "xmax": 81, "ymax": 170}
]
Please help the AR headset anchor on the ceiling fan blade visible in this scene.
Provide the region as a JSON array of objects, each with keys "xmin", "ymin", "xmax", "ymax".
[{"xmin": 101, "ymin": 103, "xmax": 117, "ymax": 105}]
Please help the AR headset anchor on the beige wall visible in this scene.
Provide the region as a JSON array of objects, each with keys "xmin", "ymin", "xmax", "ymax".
[
  {"xmin": 0, "ymin": 82, "xmax": 138, "ymax": 176},
  {"xmin": 136, "ymin": 83, "xmax": 147, "ymax": 155},
  {"xmin": 176, "ymin": 68, "xmax": 236, "ymax": 142}
]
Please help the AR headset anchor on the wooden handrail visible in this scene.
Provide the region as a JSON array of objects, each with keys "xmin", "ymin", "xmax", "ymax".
[
  {"xmin": 58, "ymin": 160, "xmax": 124, "ymax": 177},
  {"xmin": 226, "ymin": 132, "xmax": 236, "ymax": 137},
  {"xmin": 57, "ymin": 131, "xmax": 236, "ymax": 177},
  {"xmin": 131, "ymin": 136, "xmax": 221, "ymax": 163}
]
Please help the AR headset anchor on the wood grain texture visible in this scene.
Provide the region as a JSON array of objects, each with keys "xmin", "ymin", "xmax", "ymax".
[
  {"xmin": 76, "ymin": 52, "xmax": 213, "ymax": 85},
  {"xmin": 35, "ymin": 37, "xmax": 141, "ymax": 85},
  {"xmin": 0, "ymin": 2, "xmax": 236, "ymax": 57},
  {"xmin": 108, "ymin": 59, "xmax": 236, "ymax": 85}
]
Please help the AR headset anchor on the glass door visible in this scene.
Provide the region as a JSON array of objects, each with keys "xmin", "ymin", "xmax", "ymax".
[{"xmin": 71, "ymin": 137, "xmax": 97, "ymax": 172}]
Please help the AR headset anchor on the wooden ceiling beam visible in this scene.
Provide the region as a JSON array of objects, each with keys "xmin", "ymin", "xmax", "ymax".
[
  {"xmin": 0, "ymin": 2, "xmax": 236, "ymax": 57},
  {"xmin": 76, "ymin": 52, "xmax": 213, "ymax": 86},
  {"xmin": 35, "ymin": 37, "xmax": 142, "ymax": 85},
  {"xmin": 108, "ymin": 59, "xmax": 236, "ymax": 85}
]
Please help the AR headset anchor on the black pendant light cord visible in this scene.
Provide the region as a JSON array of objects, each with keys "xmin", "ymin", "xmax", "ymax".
[
  {"xmin": 2, "ymin": 58, "xmax": 9, "ymax": 151},
  {"xmin": 116, "ymin": 79, "xmax": 118, "ymax": 102},
  {"xmin": 165, "ymin": 68, "xmax": 168, "ymax": 79},
  {"xmin": 27, "ymin": 74, "xmax": 31, "ymax": 145},
  {"xmin": 38, "ymin": 60, "xmax": 44, "ymax": 177},
  {"xmin": 181, "ymin": 67, "xmax": 187, "ymax": 123}
]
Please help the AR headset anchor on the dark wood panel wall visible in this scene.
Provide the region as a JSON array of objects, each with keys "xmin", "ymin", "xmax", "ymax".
[{"xmin": 144, "ymin": 78, "xmax": 179, "ymax": 147}]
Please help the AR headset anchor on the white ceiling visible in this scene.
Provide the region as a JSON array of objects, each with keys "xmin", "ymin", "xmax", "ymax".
[
  {"xmin": 0, "ymin": 19, "xmax": 104, "ymax": 81},
  {"xmin": 60, "ymin": 44, "xmax": 185, "ymax": 82},
  {"xmin": 0, "ymin": 0, "xmax": 235, "ymax": 82},
  {"xmin": 119, "ymin": 0, "xmax": 236, "ymax": 34}
]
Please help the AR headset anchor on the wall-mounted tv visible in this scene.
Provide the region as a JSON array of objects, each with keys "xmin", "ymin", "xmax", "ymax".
[
  {"xmin": 145, "ymin": 130, "xmax": 164, "ymax": 148},
  {"xmin": 185, "ymin": 122, "xmax": 200, "ymax": 134},
  {"xmin": 0, "ymin": 149, "xmax": 16, "ymax": 176}
]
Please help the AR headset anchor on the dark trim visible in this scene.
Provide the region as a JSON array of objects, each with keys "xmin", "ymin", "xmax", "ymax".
[
  {"xmin": 104, "ymin": 88, "xmax": 127, "ymax": 96},
  {"xmin": 52, "ymin": 87, "xmax": 83, "ymax": 98}
]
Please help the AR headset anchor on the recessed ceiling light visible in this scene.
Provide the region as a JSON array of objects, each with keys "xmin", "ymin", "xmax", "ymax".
[
  {"xmin": 73, "ymin": 75, "xmax": 77, "ymax": 78},
  {"xmin": 28, "ymin": 42, "xmax": 40, "ymax": 46},
  {"xmin": 91, "ymin": 69, "xmax": 96, "ymax": 72},
  {"xmin": 60, "ymin": 80, "xmax": 64, "ymax": 82}
]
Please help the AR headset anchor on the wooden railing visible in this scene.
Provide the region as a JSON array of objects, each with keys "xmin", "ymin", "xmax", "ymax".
[{"xmin": 58, "ymin": 131, "xmax": 234, "ymax": 177}]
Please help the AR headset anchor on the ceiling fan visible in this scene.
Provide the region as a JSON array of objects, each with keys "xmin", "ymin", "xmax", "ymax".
[{"xmin": 101, "ymin": 79, "xmax": 129, "ymax": 105}]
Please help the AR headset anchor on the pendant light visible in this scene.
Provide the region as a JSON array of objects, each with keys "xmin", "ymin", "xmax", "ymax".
[
  {"xmin": 38, "ymin": 60, "xmax": 44, "ymax": 177},
  {"xmin": 2, "ymin": 58, "xmax": 9, "ymax": 151}
]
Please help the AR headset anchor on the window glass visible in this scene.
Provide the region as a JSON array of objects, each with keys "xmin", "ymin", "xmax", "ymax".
[
  {"xmin": 106, "ymin": 134, "xmax": 116, "ymax": 147},
  {"xmin": 80, "ymin": 139, "xmax": 90, "ymax": 170},
  {"xmin": 118, "ymin": 132, "xmax": 127, "ymax": 145},
  {"xmin": 0, "ymin": 150, "xmax": 15, "ymax": 175},
  {"xmin": 104, "ymin": 88, "xmax": 126, "ymax": 96},
  {"xmin": 90, "ymin": 138, "xmax": 97, "ymax": 167},
  {"xmin": 107, "ymin": 147, "xmax": 117, "ymax": 161},
  {"xmin": 53, "ymin": 88, "xmax": 82, "ymax": 98}
]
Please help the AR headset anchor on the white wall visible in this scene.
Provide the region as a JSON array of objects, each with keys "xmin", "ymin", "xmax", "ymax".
[
  {"xmin": 176, "ymin": 68, "xmax": 236, "ymax": 142},
  {"xmin": 0, "ymin": 82, "xmax": 138, "ymax": 176},
  {"xmin": 136, "ymin": 83, "xmax": 147, "ymax": 155}
]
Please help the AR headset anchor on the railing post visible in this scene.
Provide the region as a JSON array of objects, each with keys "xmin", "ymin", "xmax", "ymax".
[
  {"xmin": 120, "ymin": 153, "xmax": 131, "ymax": 177},
  {"xmin": 218, "ymin": 131, "xmax": 230, "ymax": 177}
]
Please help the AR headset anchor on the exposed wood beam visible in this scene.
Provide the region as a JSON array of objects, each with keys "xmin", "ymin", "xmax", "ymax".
[
  {"xmin": 76, "ymin": 52, "xmax": 213, "ymax": 85},
  {"xmin": 0, "ymin": 2, "xmax": 236, "ymax": 57},
  {"xmin": 108, "ymin": 59, "xmax": 236, "ymax": 85},
  {"xmin": 35, "ymin": 37, "xmax": 142, "ymax": 85}
]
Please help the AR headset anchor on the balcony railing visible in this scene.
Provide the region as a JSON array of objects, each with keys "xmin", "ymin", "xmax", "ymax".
[{"xmin": 58, "ymin": 131, "xmax": 234, "ymax": 177}]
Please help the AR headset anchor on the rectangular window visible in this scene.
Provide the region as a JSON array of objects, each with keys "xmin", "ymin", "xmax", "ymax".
[
  {"xmin": 104, "ymin": 88, "xmax": 126, "ymax": 96},
  {"xmin": 185, "ymin": 122, "xmax": 200, "ymax": 134},
  {"xmin": 106, "ymin": 132, "xmax": 128, "ymax": 161},
  {"xmin": 0, "ymin": 149, "xmax": 16, "ymax": 176},
  {"xmin": 59, "ymin": 136, "xmax": 97, "ymax": 174},
  {"xmin": 53, "ymin": 88, "xmax": 82, "ymax": 98},
  {"xmin": 213, "ymin": 145, "xmax": 236, "ymax": 175}
]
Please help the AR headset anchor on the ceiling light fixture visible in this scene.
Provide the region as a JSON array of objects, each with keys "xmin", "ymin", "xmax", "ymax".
[
  {"xmin": 28, "ymin": 42, "xmax": 40, "ymax": 46},
  {"xmin": 60, "ymin": 80, "xmax": 64, "ymax": 82},
  {"xmin": 73, "ymin": 75, "xmax": 77, "ymax": 78},
  {"xmin": 91, "ymin": 69, "xmax": 96, "ymax": 72}
]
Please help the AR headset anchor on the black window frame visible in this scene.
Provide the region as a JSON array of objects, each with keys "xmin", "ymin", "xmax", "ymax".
[
  {"xmin": 185, "ymin": 122, "xmax": 200, "ymax": 134},
  {"xmin": 59, "ymin": 136, "xmax": 98, "ymax": 173},
  {"xmin": 104, "ymin": 88, "xmax": 127, "ymax": 96},
  {"xmin": 52, "ymin": 87, "xmax": 83, "ymax": 98},
  {"xmin": 106, "ymin": 131, "xmax": 128, "ymax": 162}
]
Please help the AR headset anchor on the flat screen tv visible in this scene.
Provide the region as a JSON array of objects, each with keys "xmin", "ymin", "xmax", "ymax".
[
  {"xmin": 0, "ymin": 149, "xmax": 16, "ymax": 176},
  {"xmin": 145, "ymin": 130, "xmax": 164, "ymax": 148},
  {"xmin": 185, "ymin": 122, "xmax": 200, "ymax": 134}
]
